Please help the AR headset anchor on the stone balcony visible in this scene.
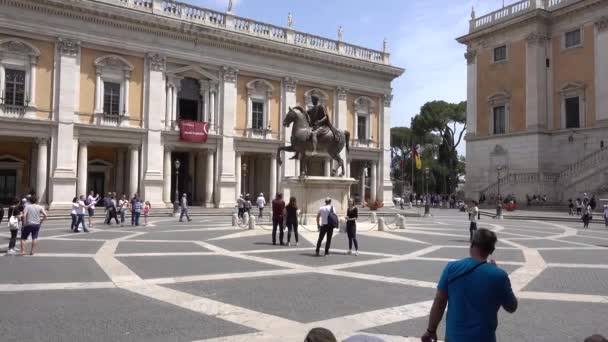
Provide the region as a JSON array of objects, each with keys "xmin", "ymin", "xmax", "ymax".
[
  {"xmin": 93, "ymin": 0, "xmax": 390, "ymax": 65},
  {"xmin": 469, "ymin": 0, "xmax": 584, "ymax": 33}
]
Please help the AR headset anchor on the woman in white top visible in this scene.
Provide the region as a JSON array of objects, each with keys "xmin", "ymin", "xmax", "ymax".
[
  {"xmin": 118, "ymin": 194, "xmax": 129, "ymax": 227},
  {"xmin": 70, "ymin": 197, "xmax": 79, "ymax": 231},
  {"xmin": 468, "ymin": 200, "xmax": 479, "ymax": 242},
  {"xmin": 76, "ymin": 195, "xmax": 90, "ymax": 233}
]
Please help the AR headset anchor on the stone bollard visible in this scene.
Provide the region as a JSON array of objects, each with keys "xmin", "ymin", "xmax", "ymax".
[
  {"xmin": 248, "ymin": 215, "xmax": 256, "ymax": 230},
  {"xmin": 397, "ymin": 215, "xmax": 406, "ymax": 229},
  {"xmin": 377, "ymin": 217, "xmax": 385, "ymax": 231},
  {"xmin": 370, "ymin": 212, "xmax": 377, "ymax": 223},
  {"xmin": 339, "ymin": 218, "xmax": 347, "ymax": 233},
  {"xmin": 232, "ymin": 213, "xmax": 238, "ymax": 227},
  {"xmin": 243, "ymin": 212, "xmax": 249, "ymax": 226}
]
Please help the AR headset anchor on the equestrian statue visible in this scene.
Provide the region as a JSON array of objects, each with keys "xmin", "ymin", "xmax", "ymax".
[{"xmin": 277, "ymin": 95, "xmax": 350, "ymax": 176}]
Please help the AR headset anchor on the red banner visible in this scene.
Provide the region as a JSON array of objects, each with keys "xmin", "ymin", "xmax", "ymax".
[{"xmin": 179, "ymin": 120, "xmax": 209, "ymax": 143}]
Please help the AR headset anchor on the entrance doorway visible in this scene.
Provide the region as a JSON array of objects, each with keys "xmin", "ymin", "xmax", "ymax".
[
  {"xmin": 171, "ymin": 152, "xmax": 192, "ymax": 204},
  {"xmin": 0, "ymin": 169, "xmax": 17, "ymax": 204},
  {"xmin": 88, "ymin": 172, "xmax": 105, "ymax": 196},
  {"xmin": 179, "ymin": 99, "xmax": 198, "ymax": 121}
]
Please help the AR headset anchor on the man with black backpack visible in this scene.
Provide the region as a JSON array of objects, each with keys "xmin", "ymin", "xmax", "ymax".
[{"xmin": 315, "ymin": 197, "xmax": 338, "ymax": 257}]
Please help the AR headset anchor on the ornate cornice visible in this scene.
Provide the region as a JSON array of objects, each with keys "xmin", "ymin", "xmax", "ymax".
[
  {"xmin": 57, "ymin": 37, "xmax": 80, "ymax": 57},
  {"xmin": 596, "ymin": 16, "xmax": 608, "ymax": 32},
  {"xmin": 464, "ymin": 49, "xmax": 477, "ymax": 65},
  {"xmin": 284, "ymin": 77, "xmax": 297, "ymax": 93},
  {"xmin": 222, "ymin": 66, "xmax": 238, "ymax": 83},
  {"xmin": 146, "ymin": 52, "xmax": 166, "ymax": 72},
  {"xmin": 526, "ymin": 32, "xmax": 550, "ymax": 46},
  {"xmin": 383, "ymin": 93, "xmax": 393, "ymax": 107},
  {"xmin": 336, "ymin": 87, "xmax": 348, "ymax": 101}
]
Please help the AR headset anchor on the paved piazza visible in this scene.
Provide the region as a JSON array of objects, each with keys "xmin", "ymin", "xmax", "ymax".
[{"xmin": 1, "ymin": 211, "xmax": 607, "ymax": 341}]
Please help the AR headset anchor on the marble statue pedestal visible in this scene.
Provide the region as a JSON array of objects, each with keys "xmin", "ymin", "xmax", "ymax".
[{"xmin": 281, "ymin": 176, "xmax": 357, "ymax": 225}]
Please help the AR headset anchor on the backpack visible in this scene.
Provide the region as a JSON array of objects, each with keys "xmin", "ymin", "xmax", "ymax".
[
  {"xmin": 84, "ymin": 197, "xmax": 91, "ymax": 206},
  {"xmin": 327, "ymin": 206, "xmax": 339, "ymax": 228}
]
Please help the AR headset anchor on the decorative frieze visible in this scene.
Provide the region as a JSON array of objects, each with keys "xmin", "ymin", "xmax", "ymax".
[
  {"xmin": 147, "ymin": 53, "xmax": 166, "ymax": 72},
  {"xmin": 596, "ymin": 16, "xmax": 608, "ymax": 32},
  {"xmin": 526, "ymin": 32, "xmax": 550, "ymax": 46},
  {"xmin": 284, "ymin": 77, "xmax": 297, "ymax": 93},
  {"xmin": 464, "ymin": 49, "xmax": 477, "ymax": 65},
  {"xmin": 383, "ymin": 93, "xmax": 393, "ymax": 107},
  {"xmin": 222, "ymin": 66, "xmax": 238, "ymax": 83},
  {"xmin": 336, "ymin": 87, "xmax": 348, "ymax": 101},
  {"xmin": 57, "ymin": 37, "xmax": 80, "ymax": 57}
]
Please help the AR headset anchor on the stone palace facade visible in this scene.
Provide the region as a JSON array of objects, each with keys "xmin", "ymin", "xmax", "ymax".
[
  {"xmin": 458, "ymin": 0, "xmax": 608, "ymax": 202},
  {"xmin": 0, "ymin": 0, "xmax": 403, "ymax": 209}
]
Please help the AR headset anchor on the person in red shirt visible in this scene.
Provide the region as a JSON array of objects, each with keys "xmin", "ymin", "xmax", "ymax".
[{"xmin": 272, "ymin": 193, "xmax": 286, "ymax": 245}]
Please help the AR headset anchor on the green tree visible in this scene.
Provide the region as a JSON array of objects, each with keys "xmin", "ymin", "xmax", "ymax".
[{"xmin": 411, "ymin": 100, "xmax": 466, "ymax": 193}]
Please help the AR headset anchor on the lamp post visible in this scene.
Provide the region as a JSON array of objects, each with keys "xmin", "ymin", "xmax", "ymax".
[
  {"xmin": 424, "ymin": 167, "xmax": 430, "ymax": 217},
  {"xmin": 174, "ymin": 159, "xmax": 181, "ymax": 213},
  {"xmin": 496, "ymin": 165, "xmax": 503, "ymax": 219}
]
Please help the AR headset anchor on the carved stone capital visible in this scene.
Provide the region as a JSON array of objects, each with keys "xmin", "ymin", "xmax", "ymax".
[
  {"xmin": 336, "ymin": 87, "xmax": 348, "ymax": 101},
  {"xmin": 222, "ymin": 66, "xmax": 238, "ymax": 83},
  {"xmin": 284, "ymin": 77, "xmax": 297, "ymax": 93},
  {"xmin": 129, "ymin": 144, "xmax": 140, "ymax": 151},
  {"xmin": 164, "ymin": 144, "xmax": 174, "ymax": 153},
  {"xmin": 147, "ymin": 52, "xmax": 166, "ymax": 72},
  {"xmin": 383, "ymin": 93, "xmax": 393, "ymax": 107},
  {"xmin": 36, "ymin": 138, "xmax": 49, "ymax": 146},
  {"xmin": 57, "ymin": 37, "xmax": 80, "ymax": 57},
  {"xmin": 464, "ymin": 49, "xmax": 477, "ymax": 65},
  {"xmin": 526, "ymin": 32, "xmax": 550, "ymax": 46},
  {"xmin": 596, "ymin": 16, "xmax": 608, "ymax": 32}
]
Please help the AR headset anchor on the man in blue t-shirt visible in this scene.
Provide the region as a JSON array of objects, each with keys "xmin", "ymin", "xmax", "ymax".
[{"xmin": 421, "ymin": 228, "xmax": 518, "ymax": 342}]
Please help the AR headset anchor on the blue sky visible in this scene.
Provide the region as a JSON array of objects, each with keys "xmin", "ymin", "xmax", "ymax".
[{"xmin": 191, "ymin": 0, "xmax": 512, "ymax": 154}]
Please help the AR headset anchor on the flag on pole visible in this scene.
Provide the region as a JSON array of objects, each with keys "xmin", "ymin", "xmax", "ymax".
[{"xmin": 413, "ymin": 145, "xmax": 422, "ymax": 170}]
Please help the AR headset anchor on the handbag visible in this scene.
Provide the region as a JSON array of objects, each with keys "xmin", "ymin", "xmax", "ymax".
[{"xmin": 327, "ymin": 206, "xmax": 339, "ymax": 228}]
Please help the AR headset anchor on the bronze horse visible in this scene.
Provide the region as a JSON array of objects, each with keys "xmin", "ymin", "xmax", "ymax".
[{"xmin": 277, "ymin": 106, "xmax": 350, "ymax": 176}]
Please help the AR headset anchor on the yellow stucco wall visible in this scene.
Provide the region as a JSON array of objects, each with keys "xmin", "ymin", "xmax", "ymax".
[
  {"xmin": 0, "ymin": 34, "xmax": 54, "ymax": 119},
  {"xmin": 476, "ymin": 40, "xmax": 527, "ymax": 136},
  {"xmin": 79, "ymin": 48, "xmax": 144, "ymax": 124},
  {"xmin": 235, "ymin": 76, "xmax": 281, "ymax": 136},
  {"xmin": 552, "ymin": 25, "xmax": 596, "ymax": 129}
]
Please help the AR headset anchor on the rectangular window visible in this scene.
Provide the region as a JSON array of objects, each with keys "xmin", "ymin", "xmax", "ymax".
[
  {"xmin": 252, "ymin": 101, "xmax": 264, "ymax": 130},
  {"xmin": 565, "ymin": 29, "xmax": 581, "ymax": 49},
  {"xmin": 3, "ymin": 69, "xmax": 26, "ymax": 106},
  {"xmin": 493, "ymin": 45, "xmax": 507, "ymax": 62},
  {"xmin": 357, "ymin": 115, "xmax": 367, "ymax": 141},
  {"xmin": 103, "ymin": 82, "xmax": 121, "ymax": 115},
  {"xmin": 493, "ymin": 106, "xmax": 506, "ymax": 135},
  {"xmin": 565, "ymin": 97, "xmax": 580, "ymax": 129}
]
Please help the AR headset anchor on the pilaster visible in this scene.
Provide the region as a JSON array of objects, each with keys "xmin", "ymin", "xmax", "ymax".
[
  {"xmin": 595, "ymin": 17, "xmax": 608, "ymax": 124},
  {"xmin": 465, "ymin": 48, "xmax": 477, "ymax": 137},
  {"xmin": 380, "ymin": 93, "xmax": 393, "ymax": 205},
  {"xmin": 217, "ymin": 66, "xmax": 238, "ymax": 207},
  {"xmin": 525, "ymin": 32, "xmax": 549, "ymax": 131},
  {"xmin": 281, "ymin": 77, "xmax": 298, "ymax": 180},
  {"xmin": 335, "ymin": 86, "xmax": 349, "ymax": 177}
]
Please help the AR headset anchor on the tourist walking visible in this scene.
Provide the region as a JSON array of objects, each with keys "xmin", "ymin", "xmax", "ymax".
[
  {"xmin": 86, "ymin": 190, "xmax": 99, "ymax": 228},
  {"xmin": 143, "ymin": 201, "xmax": 151, "ymax": 226},
  {"xmin": 20, "ymin": 195, "xmax": 48, "ymax": 256},
  {"xmin": 132, "ymin": 198, "xmax": 142, "ymax": 226},
  {"xmin": 603, "ymin": 205, "xmax": 608, "ymax": 228},
  {"xmin": 118, "ymin": 194, "xmax": 129, "ymax": 227},
  {"xmin": 285, "ymin": 196, "xmax": 299, "ymax": 246},
  {"xmin": 568, "ymin": 199, "xmax": 574, "ymax": 216},
  {"xmin": 130, "ymin": 193, "xmax": 139, "ymax": 225},
  {"xmin": 70, "ymin": 197, "xmax": 79, "ymax": 231},
  {"xmin": 237, "ymin": 194, "xmax": 244, "ymax": 219},
  {"xmin": 582, "ymin": 199, "xmax": 592, "ymax": 229},
  {"xmin": 179, "ymin": 193, "xmax": 191, "ymax": 222},
  {"xmin": 346, "ymin": 199, "xmax": 359, "ymax": 255},
  {"xmin": 76, "ymin": 195, "xmax": 90, "ymax": 232},
  {"xmin": 244, "ymin": 194, "xmax": 252, "ymax": 217},
  {"xmin": 468, "ymin": 200, "xmax": 479, "ymax": 242},
  {"xmin": 105, "ymin": 194, "xmax": 119, "ymax": 225},
  {"xmin": 271, "ymin": 193, "xmax": 286, "ymax": 245},
  {"xmin": 6, "ymin": 201, "xmax": 21, "ymax": 255},
  {"xmin": 256, "ymin": 193, "xmax": 266, "ymax": 219},
  {"xmin": 315, "ymin": 197, "xmax": 337, "ymax": 256},
  {"xmin": 421, "ymin": 228, "xmax": 518, "ymax": 342},
  {"xmin": 576, "ymin": 198, "xmax": 583, "ymax": 216}
]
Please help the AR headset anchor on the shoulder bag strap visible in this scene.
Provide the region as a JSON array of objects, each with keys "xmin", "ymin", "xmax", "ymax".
[{"xmin": 448, "ymin": 261, "xmax": 487, "ymax": 285}]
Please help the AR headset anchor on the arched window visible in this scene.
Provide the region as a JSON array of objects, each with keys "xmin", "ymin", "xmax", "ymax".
[
  {"xmin": 353, "ymin": 96, "xmax": 375, "ymax": 144},
  {"xmin": 0, "ymin": 38, "xmax": 40, "ymax": 117},
  {"xmin": 94, "ymin": 55, "xmax": 134, "ymax": 117},
  {"xmin": 246, "ymin": 79, "xmax": 274, "ymax": 136}
]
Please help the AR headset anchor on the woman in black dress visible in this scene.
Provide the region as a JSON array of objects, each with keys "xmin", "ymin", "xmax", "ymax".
[
  {"xmin": 285, "ymin": 196, "xmax": 299, "ymax": 246},
  {"xmin": 346, "ymin": 199, "xmax": 359, "ymax": 255}
]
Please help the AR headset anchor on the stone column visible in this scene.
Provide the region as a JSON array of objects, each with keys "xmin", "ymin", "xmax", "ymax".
[
  {"xmin": 360, "ymin": 164, "xmax": 366, "ymax": 203},
  {"xmin": 36, "ymin": 139, "xmax": 48, "ymax": 204},
  {"xmin": 165, "ymin": 83, "xmax": 172, "ymax": 128},
  {"xmin": 209, "ymin": 83, "xmax": 217, "ymax": 132},
  {"xmin": 370, "ymin": 161, "xmax": 377, "ymax": 203},
  {"xmin": 129, "ymin": 145, "xmax": 139, "ymax": 196},
  {"xmin": 235, "ymin": 152, "xmax": 242, "ymax": 197},
  {"xmin": 77, "ymin": 141, "xmax": 88, "ymax": 197},
  {"xmin": 142, "ymin": 53, "xmax": 166, "ymax": 206},
  {"xmin": 282, "ymin": 77, "xmax": 298, "ymax": 179},
  {"xmin": 196, "ymin": 151, "xmax": 205, "ymax": 204},
  {"xmin": 28, "ymin": 56, "xmax": 37, "ymax": 108},
  {"xmin": 324, "ymin": 159, "xmax": 331, "ymax": 177},
  {"xmin": 465, "ymin": 49, "xmax": 477, "ymax": 136},
  {"xmin": 188, "ymin": 152, "xmax": 195, "ymax": 199},
  {"xmin": 596, "ymin": 17, "xmax": 608, "ymax": 123},
  {"xmin": 525, "ymin": 33, "xmax": 549, "ymax": 131},
  {"xmin": 217, "ymin": 67, "xmax": 238, "ymax": 207},
  {"xmin": 116, "ymin": 149, "xmax": 125, "ymax": 196},
  {"xmin": 205, "ymin": 150, "xmax": 215, "ymax": 207},
  {"xmin": 50, "ymin": 37, "xmax": 80, "ymax": 208},
  {"xmin": 380, "ymin": 94, "xmax": 393, "ymax": 205},
  {"xmin": 336, "ymin": 87, "xmax": 349, "ymax": 177},
  {"xmin": 269, "ymin": 154, "xmax": 277, "ymax": 198},
  {"xmin": 163, "ymin": 146, "xmax": 172, "ymax": 205}
]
